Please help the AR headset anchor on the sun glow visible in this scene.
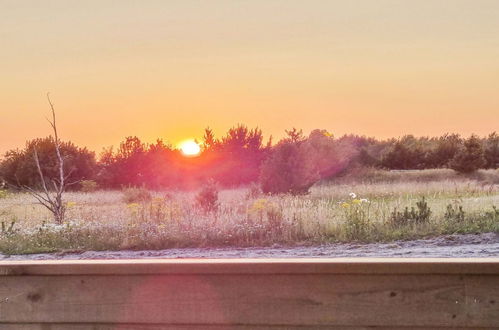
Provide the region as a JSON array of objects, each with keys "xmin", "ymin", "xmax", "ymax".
[{"xmin": 179, "ymin": 140, "xmax": 201, "ymax": 156}]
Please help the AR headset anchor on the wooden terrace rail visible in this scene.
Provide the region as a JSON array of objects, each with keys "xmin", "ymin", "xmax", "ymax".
[{"xmin": 0, "ymin": 258, "xmax": 498, "ymax": 329}]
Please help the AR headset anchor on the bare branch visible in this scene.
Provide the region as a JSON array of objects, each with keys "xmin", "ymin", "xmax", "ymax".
[
  {"xmin": 21, "ymin": 185, "xmax": 51, "ymax": 203},
  {"xmin": 46, "ymin": 93, "xmax": 65, "ymax": 192},
  {"xmin": 26, "ymin": 191, "xmax": 54, "ymax": 212},
  {"xmin": 16, "ymin": 94, "xmax": 68, "ymax": 224},
  {"xmin": 33, "ymin": 147, "xmax": 54, "ymax": 204},
  {"xmin": 65, "ymin": 180, "xmax": 81, "ymax": 187},
  {"xmin": 51, "ymin": 179, "xmax": 58, "ymax": 191},
  {"xmin": 63, "ymin": 167, "xmax": 75, "ymax": 181}
]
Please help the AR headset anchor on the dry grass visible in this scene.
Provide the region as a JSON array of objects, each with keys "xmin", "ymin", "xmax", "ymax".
[
  {"xmin": 333, "ymin": 168, "xmax": 499, "ymax": 185},
  {"xmin": 0, "ymin": 169, "xmax": 498, "ymax": 254}
]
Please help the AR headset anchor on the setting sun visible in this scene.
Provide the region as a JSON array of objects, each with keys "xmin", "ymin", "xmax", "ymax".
[{"xmin": 179, "ymin": 140, "xmax": 201, "ymax": 156}]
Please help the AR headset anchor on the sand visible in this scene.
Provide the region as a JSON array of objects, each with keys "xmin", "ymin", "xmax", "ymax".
[{"xmin": 2, "ymin": 232, "xmax": 498, "ymax": 260}]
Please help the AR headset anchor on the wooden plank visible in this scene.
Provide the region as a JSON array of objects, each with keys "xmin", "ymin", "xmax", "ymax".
[
  {"xmin": 2, "ymin": 325, "xmax": 496, "ymax": 330},
  {"xmin": 0, "ymin": 274, "xmax": 467, "ymax": 327},
  {"xmin": 0, "ymin": 259, "xmax": 497, "ymax": 328},
  {"xmin": 0, "ymin": 325, "xmax": 497, "ymax": 330},
  {"xmin": 1, "ymin": 258, "xmax": 499, "ymax": 276},
  {"xmin": 464, "ymin": 275, "xmax": 499, "ymax": 327}
]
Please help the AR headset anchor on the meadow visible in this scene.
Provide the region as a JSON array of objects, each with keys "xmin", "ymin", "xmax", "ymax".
[{"xmin": 0, "ymin": 169, "xmax": 498, "ymax": 255}]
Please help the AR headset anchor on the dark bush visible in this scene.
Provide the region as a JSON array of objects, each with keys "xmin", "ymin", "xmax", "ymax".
[
  {"xmin": 196, "ymin": 180, "xmax": 219, "ymax": 213},
  {"xmin": 390, "ymin": 197, "xmax": 432, "ymax": 226},
  {"xmin": 260, "ymin": 140, "xmax": 318, "ymax": 195},
  {"xmin": 444, "ymin": 203, "xmax": 465, "ymax": 222}
]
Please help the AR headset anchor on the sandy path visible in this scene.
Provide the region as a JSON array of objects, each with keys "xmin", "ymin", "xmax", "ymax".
[{"xmin": 1, "ymin": 232, "xmax": 498, "ymax": 260}]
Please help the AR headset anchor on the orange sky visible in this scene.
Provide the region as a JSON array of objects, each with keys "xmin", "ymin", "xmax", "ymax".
[{"xmin": 1, "ymin": 0, "xmax": 498, "ymax": 155}]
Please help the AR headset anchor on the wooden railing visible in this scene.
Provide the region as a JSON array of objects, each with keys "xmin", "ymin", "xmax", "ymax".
[{"xmin": 0, "ymin": 258, "xmax": 498, "ymax": 329}]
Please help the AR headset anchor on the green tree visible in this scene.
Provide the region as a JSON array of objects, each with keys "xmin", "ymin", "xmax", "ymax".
[
  {"xmin": 0, "ymin": 137, "xmax": 96, "ymax": 189},
  {"xmin": 381, "ymin": 141, "xmax": 413, "ymax": 169},
  {"xmin": 202, "ymin": 127, "xmax": 217, "ymax": 151},
  {"xmin": 430, "ymin": 133, "xmax": 462, "ymax": 168},
  {"xmin": 284, "ymin": 127, "xmax": 305, "ymax": 143},
  {"xmin": 449, "ymin": 135, "xmax": 486, "ymax": 173},
  {"xmin": 484, "ymin": 132, "xmax": 499, "ymax": 169}
]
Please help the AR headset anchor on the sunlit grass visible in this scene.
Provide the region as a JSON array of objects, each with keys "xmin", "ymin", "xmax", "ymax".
[{"xmin": 0, "ymin": 169, "xmax": 498, "ymax": 254}]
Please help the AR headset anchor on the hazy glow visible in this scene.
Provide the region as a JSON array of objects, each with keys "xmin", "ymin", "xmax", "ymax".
[
  {"xmin": 1, "ymin": 1, "xmax": 499, "ymax": 154},
  {"xmin": 179, "ymin": 140, "xmax": 201, "ymax": 156}
]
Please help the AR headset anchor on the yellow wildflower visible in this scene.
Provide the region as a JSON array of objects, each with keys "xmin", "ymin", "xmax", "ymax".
[
  {"xmin": 251, "ymin": 198, "xmax": 271, "ymax": 211},
  {"xmin": 127, "ymin": 203, "xmax": 139, "ymax": 209}
]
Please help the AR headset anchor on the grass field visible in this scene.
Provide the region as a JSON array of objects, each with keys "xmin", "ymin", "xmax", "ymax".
[{"xmin": 0, "ymin": 169, "xmax": 498, "ymax": 254}]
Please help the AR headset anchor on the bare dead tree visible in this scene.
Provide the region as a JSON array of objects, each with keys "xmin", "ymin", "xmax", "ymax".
[{"xmin": 21, "ymin": 94, "xmax": 75, "ymax": 224}]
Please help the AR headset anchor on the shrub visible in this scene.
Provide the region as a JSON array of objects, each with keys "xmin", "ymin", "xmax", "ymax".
[
  {"xmin": 341, "ymin": 194, "xmax": 371, "ymax": 240},
  {"xmin": 444, "ymin": 203, "xmax": 465, "ymax": 223},
  {"xmin": 122, "ymin": 186, "xmax": 152, "ymax": 203},
  {"xmin": 260, "ymin": 141, "xmax": 319, "ymax": 195},
  {"xmin": 484, "ymin": 206, "xmax": 499, "ymax": 221},
  {"xmin": 260, "ymin": 129, "xmax": 355, "ymax": 195},
  {"xmin": 1, "ymin": 220, "xmax": 17, "ymax": 236},
  {"xmin": 266, "ymin": 205, "xmax": 283, "ymax": 227},
  {"xmin": 196, "ymin": 180, "xmax": 219, "ymax": 213},
  {"xmin": 390, "ymin": 197, "xmax": 432, "ymax": 226},
  {"xmin": 80, "ymin": 180, "xmax": 98, "ymax": 193},
  {"xmin": 0, "ymin": 189, "xmax": 8, "ymax": 199}
]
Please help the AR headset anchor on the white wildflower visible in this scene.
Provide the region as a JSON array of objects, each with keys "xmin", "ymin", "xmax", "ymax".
[{"xmin": 349, "ymin": 192, "xmax": 357, "ymax": 199}]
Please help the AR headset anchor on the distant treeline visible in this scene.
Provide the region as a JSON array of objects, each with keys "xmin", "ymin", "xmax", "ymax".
[{"xmin": 0, "ymin": 126, "xmax": 498, "ymax": 194}]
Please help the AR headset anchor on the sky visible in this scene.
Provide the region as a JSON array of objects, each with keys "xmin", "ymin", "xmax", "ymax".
[{"xmin": 1, "ymin": 0, "xmax": 498, "ymax": 155}]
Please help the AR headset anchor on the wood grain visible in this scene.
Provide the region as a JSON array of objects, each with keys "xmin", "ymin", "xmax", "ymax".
[
  {"xmin": 1, "ymin": 325, "xmax": 497, "ymax": 330},
  {"xmin": 464, "ymin": 275, "xmax": 499, "ymax": 327},
  {"xmin": 0, "ymin": 259, "xmax": 497, "ymax": 328},
  {"xmin": 1, "ymin": 258, "xmax": 499, "ymax": 276},
  {"xmin": 0, "ymin": 274, "xmax": 466, "ymax": 326}
]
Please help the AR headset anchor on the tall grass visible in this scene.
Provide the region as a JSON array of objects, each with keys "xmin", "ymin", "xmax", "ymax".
[
  {"xmin": 0, "ymin": 169, "xmax": 498, "ymax": 254},
  {"xmin": 331, "ymin": 168, "xmax": 499, "ymax": 185}
]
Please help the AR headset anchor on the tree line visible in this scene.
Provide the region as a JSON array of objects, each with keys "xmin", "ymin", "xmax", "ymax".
[{"xmin": 1, "ymin": 126, "xmax": 498, "ymax": 194}]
